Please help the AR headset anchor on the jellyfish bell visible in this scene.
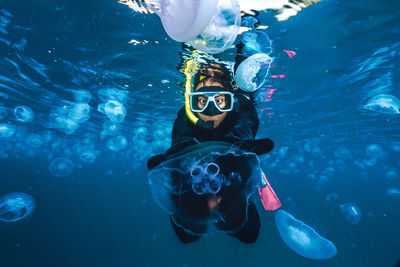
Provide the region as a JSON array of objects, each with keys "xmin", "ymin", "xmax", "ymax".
[
  {"xmin": 234, "ymin": 53, "xmax": 273, "ymax": 92},
  {"xmin": 0, "ymin": 192, "xmax": 35, "ymax": 222},
  {"xmin": 148, "ymin": 0, "xmax": 241, "ymax": 54},
  {"xmin": 148, "ymin": 141, "xmax": 264, "ymax": 235}
]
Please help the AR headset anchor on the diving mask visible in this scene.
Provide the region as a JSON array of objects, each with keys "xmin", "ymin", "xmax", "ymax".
[{"xmin": 189, "ymin": 87, "xmax": 234, "ymax": 115}]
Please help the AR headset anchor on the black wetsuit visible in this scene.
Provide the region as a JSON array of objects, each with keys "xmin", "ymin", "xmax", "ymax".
[{"xmin": 147, "ymin": 92, "xmax": 274, "ymax": 244}]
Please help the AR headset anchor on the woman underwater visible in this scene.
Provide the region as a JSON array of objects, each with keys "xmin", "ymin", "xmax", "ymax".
[{"xmin": 147, "ymin": 58, "xmax": 277, "ymax": 244}]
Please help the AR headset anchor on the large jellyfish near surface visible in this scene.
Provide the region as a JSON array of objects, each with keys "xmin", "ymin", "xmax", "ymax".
[
  {"xmin": 148, "ymin": 0, "xmax": 241, "ymax": 54},
  {"xmin": 0, "ymin": 192, "xmax": 35, "ymax": 222},
  {"xmin": 49, "ymin": 157, "xmax": 75, "ymax": 177},
  {"xmin": 234, "ymin": 53, "xmax": 273, "ymax": 92},
  {"xmin": 339, "ymin": 203, "xmax": 362, "ymax": 225},
  {"xmin": 148, "ymin": 141, "xmax": 264, "ymax": 236},
  {"xmin": 275, "ymin": 210, "xmax": 337, "ymax": 260},
  {"xmin": 364, "ymin": 94, "xmax": 400, "ymax": 114}
]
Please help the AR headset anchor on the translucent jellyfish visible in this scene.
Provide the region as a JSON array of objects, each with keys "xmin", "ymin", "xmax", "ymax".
[
  {"xmin": 49, "ymin": 157, "xmax": 75, "ymax": 177},
  {"xmin": 364, "ymin": 94, "xmax": 400, "ymax": 114},
  {"xmin": 279, "ymin": 146, "xmax": 288, "ymax": 159},
  {"xmin": 98, "ymin": 88, "xmax": 128, "ymax": 104},
  {"xmin": 386, "ymin": 168, "xmax": 398, "ymax": 179},
  {"xmin": 0, "ymin": 123, "xmax": 16, "ymax": 137},
  {"xmin": 334, "ymin": 147, "xmax": 353, "ymax": 160},
  {"xmin": 339, "ymin": 203, "xmax": 361, "ymax": 225},
  {"xmin": 100, "ymin": 120, "xmax": 120, "ymax": 138},
  {"xmin": 148, "ymin": 141, "xmax": 263, "ymax": 236},
  {"xmin": 107, "ymin": 135, "xmax": 128, "ymax": 151},
  {"xmin": 73, "ymin": 90, "xmax": 92, "ymax": 103},
  {"xmin": 0, "ymin": 192, "xmax": 35, "ymax": 222},
  {"xmin": 68, "ymin": 103, "xmax": 91, "ymax": 123},
  {"xmin": 80, "ymin": 150, "xmax": 99, "ymax": 164},
  {"xmin": 386, "ymin": 187, "xmax": 400, "ymax": 197},
  {"xmin": 241, "ymin": 30, "xmax": 272, "ymax": 57},
  {"xmin": 275, "ymin": 210, "xmax": 337, "ymax": 260},
  {"xmin": 234, "ymin": 53, "xmax": 273, "ymax": 92},
  {"xmin": 98, "ymin": 100, "xmax": 126, "ymax": 123},
  {"xmin": 188, "ymin": 0, "xmax": 241, "ymax": 54},
  {"xmin": 365, "ymin": 144, "xmax": 385, "ymax": 159},
  {"xmin": 325, "ymin": 193, "xmax": 339, "ymax": 204},
  {"xmin": 14, "ymin": 105, "xmax": 34, "ymax": 122},
  {"xmin": 48, "ymin": 115, "xmax": 79, "ymax": 135},
  {"xmin": 148, "ymin": 0, "xmax": 218, "ymax": 42}
]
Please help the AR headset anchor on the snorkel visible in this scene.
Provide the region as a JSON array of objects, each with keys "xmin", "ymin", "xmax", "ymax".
[{"xmin": 184, "ymin": 59, "xmax": 200, "ymax": 125}]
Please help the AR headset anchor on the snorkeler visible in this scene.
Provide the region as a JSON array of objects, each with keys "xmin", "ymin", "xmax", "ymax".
[{"xmin": 147, "ymin": 61, "xmax": 276, "ymax": 244}]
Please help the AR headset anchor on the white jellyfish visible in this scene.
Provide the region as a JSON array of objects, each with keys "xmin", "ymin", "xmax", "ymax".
[
  {"xmin": 68, "ymin": 103, "xmax": 91, "ymax": 123},
  {"xmin": 98, "ymin": 100, "xmax": 126, "ymax": 123},
  {"xmin": 107, "ymin": 135, "xmax": 128, "ymax": 151},
  {"xmin": 275, "ymin": 210, "xmax": 337, "ymax": 260},
  {"xmin": 73, "ymin": 90, "xmax": 92, "ymax": 103},
  {"xmin": 235, "ymin": 53, "xmax": 273, "ymax": 92},
  {"xmin": 364, "ymin": 94, "xmax": 400, "ymax": 114}
]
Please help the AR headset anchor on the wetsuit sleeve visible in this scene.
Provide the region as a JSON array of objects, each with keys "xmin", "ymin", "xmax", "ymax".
[
  {"xmin": 171, "ymin": 108, "xmax": 198, "ymax": 148},
  {"xmin": 225, "ymin": 95, "xmax": 259, "ymax": 141}
]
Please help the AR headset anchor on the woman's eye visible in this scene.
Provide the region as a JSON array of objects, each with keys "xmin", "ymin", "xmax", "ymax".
[
  {"xmin": 199, "ymin": 99, "xmax": 207, "ymax": 104},
  {"xmin": 216, "ymin": 99, "xmax": 223, "ymax": 104}
]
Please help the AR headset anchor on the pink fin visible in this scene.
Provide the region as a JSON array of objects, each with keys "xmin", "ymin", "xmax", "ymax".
[{"xmin": 258, "ymin": 171, "xmax": 281, "ymax": 211}]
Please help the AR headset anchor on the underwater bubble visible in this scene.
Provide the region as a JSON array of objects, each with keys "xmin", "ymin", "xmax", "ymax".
[
  {"xmin": 14, "ymin": 105, "xmax": 34, "ymax": 122},
  {"xmin": 275, "ymin": 210, "xmax": 337, "ymax": 260},
  {"xmin": 364, "ymin": 94, "xmax": 400, "ymax": 114},
  {"xmin": 49, "ymin": 157, "xmax": 75, "ymax": 177},
  {"xmin": 339, "ymin": 203, "xmax": 361, "ymax": 225},
  {"xmin": 73, "ymin": 90, "xmax": 92, "ymax": 103},
  {"xmin": 0, "ymin": 192, "xmax": 35, "ymax": 222},
  {"xmin": 234, "ymin": 53, "xmax": 273, "ymax": 92},
  {"xmin": 98, "ymin": 100, "xmax": 126, "ymax": 123},
  {"xmin": 0, "ymin": 123, "xmax": 16, "ymax": 137},
  {"xmin": 107, "ymin": 135, "xmax": 128, "ymax": 151},
  {"xmin": 334, "ymin": 147, "xmax": 353, "ymax": 160},
  {"xmin": 68, "ymin": 103, "xmax": 90, "ymax": 123},
  {"xmin": 386, "ymin": 187, "xmax": 400, "ymax": 197}
]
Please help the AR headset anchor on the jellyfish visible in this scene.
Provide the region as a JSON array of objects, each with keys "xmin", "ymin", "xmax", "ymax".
[
  {"xmin": 241, "ymin": 30, "xmax": 272, "ymax": 57},
  {"xmin": 339, "ymin": 203, "xmax": 361, "ymax": 225},
  {"xmin": 107, "ymin": 135, "xmax": 128, "ymax": 151},
  {"xmin": 98, "ymin": 100, "xmax": 126, "ymax": 123},
  {"xmin": 148, "ymin": 0, "xmax": 241, "ymax": 54},
  {"xmin": 0, "ymin": 123, "xmax": 16, "ymax": 137},
  {"xmin": 386, "ymin": 187, "xmax": 400, "ymax": 197},
  {"xmin": 80, "ymin": 150, "xmax": 98, "ymax": 164},
  {"xmin": 325, "ymin": 193, "xmax": 339, "ymax": 204},
  {"xmin": 49, "ymin": 157, "xmax": 75, "ymax": 177},
  {"xmin": 68, "ymin": 103, "xmax": 91, "ymax": 123},
  {"xmin": 73, "ymin": 90, "xmax": 92, "ymax": 103},
  {"xmin": 275, "ymin": 210, "xmax": 337, "ymax": 260},
  {"xmin": 14, "ymin": 105, "xmax": 34, "ymax": 122},
  {"xmin": 100, "ymin": 120, "xmax": 120, "ymax": 138},
  {"xmin": 364, "ymin": 94, "xmax": 400, "ymax": 114},
  {"xmin": 0, "ymin": 192, "xmax": 35, "ymax": 222},
  {"xmin": 234, "ymin": 53, "xmax": 273, "ymax": 92}
]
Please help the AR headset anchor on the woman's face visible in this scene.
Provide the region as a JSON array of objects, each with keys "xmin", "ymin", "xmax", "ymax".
[{"xmin": 195, "ymin": 80, "xmax": 228, "ymax": 129}]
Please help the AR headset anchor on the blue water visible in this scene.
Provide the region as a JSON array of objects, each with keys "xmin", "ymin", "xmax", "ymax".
[{"xmin": 1, "ymin": 0, "xmax": 399, "ymax": 266}]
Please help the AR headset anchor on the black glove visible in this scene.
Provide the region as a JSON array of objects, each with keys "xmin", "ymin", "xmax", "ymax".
[
  {"xmin": 147, "ymin": 153, "xmax": 167, "ymax": 170},
  {"xmin": 240, "ymin": 138, "xmax": 275, "ymax": 155},
  {"xmin": 221, "ymin": 137, "xmax": 275, "ymax": 155}
]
